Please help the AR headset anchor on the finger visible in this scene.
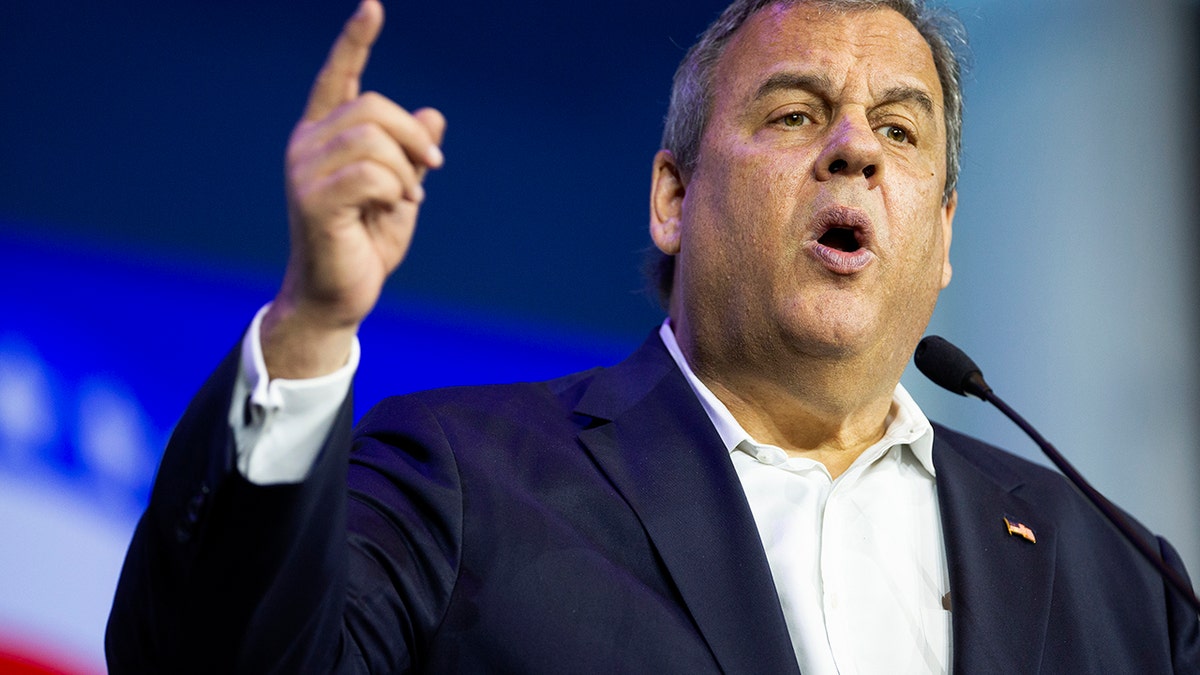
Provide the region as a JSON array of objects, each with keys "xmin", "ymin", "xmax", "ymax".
[
  {"xmin": 304, "ymin": 93, "xmax": 444, "ymax": 172},
  {"xmin": 306, "ymin": 161, "xmax": 405, "ymax": 217},
  {"xmin": 299, "ymin": 124, "xmax": 425, "ymax": 203},
  {"xmin": 412, "ymin": 107, "xmax": 447, "ymax": 177},
  {"xmin": 303, "ymin": 0, "xmax": 385, "ymax": 122}
]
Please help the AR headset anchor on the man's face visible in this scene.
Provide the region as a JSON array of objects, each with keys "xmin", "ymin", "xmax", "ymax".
[{"xmin": 656, "ymin": 3, "xmax": 955, "ymax": 370}]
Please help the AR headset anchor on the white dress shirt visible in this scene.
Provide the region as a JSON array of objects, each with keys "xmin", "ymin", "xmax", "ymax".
[
  {"xmin": 231, "ymin": 308, "xmax": 951, "ymax": 672},
  {"xmin": 659, "ymin": 323, "xmax": 951, "ymax": 674}
]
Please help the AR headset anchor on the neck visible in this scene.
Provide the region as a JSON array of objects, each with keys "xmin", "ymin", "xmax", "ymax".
[
  {"xmin": 708, "ymin": 373, "xmax": 895, "ymax": 478},
  {"xmin": 673, "ymin": 321, "xmax": 906, "ymax": 479}
]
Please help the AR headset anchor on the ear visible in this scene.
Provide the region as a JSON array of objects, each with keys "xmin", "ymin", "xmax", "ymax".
[
  {"xmin": 649, "ymin": 150, "xmax": 686, "ymax": 255},
  {"xmin": 939, "ymin": 189, "xmax": 957, "ymax": 288}
]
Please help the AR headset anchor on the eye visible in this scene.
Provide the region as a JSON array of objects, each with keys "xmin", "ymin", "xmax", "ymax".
[
  {"xmin": 777, "ymin": 112, "xmax": 811, "ymax": 128},
  {"xmin": 878, "ymin": 124, "xmax": 911, "ymax": 144}
]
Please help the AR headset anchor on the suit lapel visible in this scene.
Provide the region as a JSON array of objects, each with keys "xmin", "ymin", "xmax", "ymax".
[
  {"xmin": 575, "ymin": 335, "xmax": 800, "ymax": 675},
  {"xmin": 933, "ymin": 429, "xmax": 1057, "ymax": 674}
]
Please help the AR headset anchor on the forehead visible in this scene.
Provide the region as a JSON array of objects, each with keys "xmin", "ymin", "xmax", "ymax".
[{"xmin": 712, "ymin": 3, "xmax": 943, "ymax": 109}]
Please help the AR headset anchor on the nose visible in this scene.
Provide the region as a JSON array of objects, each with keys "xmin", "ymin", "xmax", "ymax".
[{"xmin": 814, "ymin": 111, "xmax": 882, "ymax": 184}]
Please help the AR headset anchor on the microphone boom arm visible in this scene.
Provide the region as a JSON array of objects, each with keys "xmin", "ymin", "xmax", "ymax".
[
  {"xmin": 915, "ymin": 335, "xmax": 1200, "ymax": 614},
  {"xmin": 984, "ymin": 388, "xmax": 1200, "ymax": 614}
]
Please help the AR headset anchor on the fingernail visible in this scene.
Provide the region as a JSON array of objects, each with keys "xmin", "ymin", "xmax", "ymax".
[
  {"xmin": 412, "ymin": 183, "xmax": 426, "ymax": 203},
  {"xmin": 426, "ymin": 145, "xmax": 444, "ymax": 167}
]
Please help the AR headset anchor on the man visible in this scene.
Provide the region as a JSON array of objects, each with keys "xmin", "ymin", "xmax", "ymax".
[{"xmin": 107, "ymin": 0, "xmax": 1200, "ymax": 672}]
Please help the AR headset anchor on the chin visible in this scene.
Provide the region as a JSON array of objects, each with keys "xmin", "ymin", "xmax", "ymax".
[
  {"xmin": 773, "ymin": 299, "xmax": 878, "ymax": 354},
  {"xmin": 775, "ymin": 323, "xmax": 876, "ymax": 361}
]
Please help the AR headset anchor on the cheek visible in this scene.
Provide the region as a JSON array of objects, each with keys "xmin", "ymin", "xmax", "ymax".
[
  {"xmin": 884, "ymin": 174, "xmax": 945, "ymax": 240},
  {"xmin": 694, "ymin": 157, "xmax": 784, "ymax": 248},
  {"xmin": 910, "ymin": 226, "xmax": 951, "ymax": 296},
  {"xmin": 882, "ymin": 200, "xmax": 950, "ymax": 292},
  {"xmin": 731, "ymin": 153, "xmax": 812, "ymax": 233},
  {"xmin": 683, "ymin": 135, "xmax": 815, "ymax": 283}
]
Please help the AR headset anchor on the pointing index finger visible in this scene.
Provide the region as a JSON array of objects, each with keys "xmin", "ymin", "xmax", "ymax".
[{"xmin": 304, "ymin": 0, "xmax": 384, "ymax": 122}]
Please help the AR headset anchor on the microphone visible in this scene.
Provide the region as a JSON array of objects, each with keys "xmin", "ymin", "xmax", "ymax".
[
  {"xmin": 913, "ymin": 335, "xmax": 991, "ymax": 399},
  {"xmin": 914, "ymin": 335, "xmax": 1200, "ymax": 614}
]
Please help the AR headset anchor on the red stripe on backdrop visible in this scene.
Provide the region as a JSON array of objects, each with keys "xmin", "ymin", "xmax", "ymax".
[{"xmin": 0, "ymin": 639, "xmax": 98, "ymax": 675}]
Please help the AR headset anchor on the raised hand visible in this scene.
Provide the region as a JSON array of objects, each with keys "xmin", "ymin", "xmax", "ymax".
[{"xmin": 263, "ymin": 0, "xmax": 445, "ymax": 379}]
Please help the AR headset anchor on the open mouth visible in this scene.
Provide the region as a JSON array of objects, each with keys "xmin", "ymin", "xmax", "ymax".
[
  {"xmin": 807, "ymin": 206, "xmax": 875, "ymax": 274},
  {"xmin": 817, "ymin": 227, "xmax": 862, "ymax": 253}
]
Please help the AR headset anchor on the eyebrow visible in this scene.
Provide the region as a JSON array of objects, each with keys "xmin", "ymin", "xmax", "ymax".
[
  {"xmin": 752, "ymin": 72, "xmax": 835, "ymax": 103},
  {"xmin": 876, "ymin": 85, "xmax": 935, "ymax": 116},
  {"xmin": 751, "ymin": 73, "xmax": 936, "ymax": 116}
]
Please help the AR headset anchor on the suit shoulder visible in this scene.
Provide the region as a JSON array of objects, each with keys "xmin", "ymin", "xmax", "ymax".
[
  {"xmin": 356, "ymin": 366, "xmax": 605, "ymax": 436},
  {"xmin": 932, "ymin": 422, "xmax": 1077, "ymax": 498},
  {"xmin": 932, "ymin": 421, "xmax": 1155, "ymax": 537}
]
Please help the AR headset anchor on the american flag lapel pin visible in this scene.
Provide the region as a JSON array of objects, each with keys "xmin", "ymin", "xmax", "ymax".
[{"xmin": 1003, "ymin": 515, "xmax": 1037, "ymax": 544}]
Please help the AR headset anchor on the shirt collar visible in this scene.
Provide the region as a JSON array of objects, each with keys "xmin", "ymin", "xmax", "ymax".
[{"xmin": 658, "ymin": 320, "xmax": 936, "ymax": 476}]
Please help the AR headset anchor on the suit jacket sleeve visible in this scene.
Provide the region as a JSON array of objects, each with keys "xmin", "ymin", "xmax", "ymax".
[{"xmin": 105, "ymin": 344, "xmax": 464, "ymax": 674}]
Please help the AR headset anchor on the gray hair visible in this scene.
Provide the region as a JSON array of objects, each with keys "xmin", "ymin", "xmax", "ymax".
[{"xmin": 649, "ymin": 0, "xmax": 968, "ymax": 307}]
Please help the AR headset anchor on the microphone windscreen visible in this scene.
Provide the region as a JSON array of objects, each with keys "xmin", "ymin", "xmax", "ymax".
[{"xmin": 914, "ymin": 335, "xmax": 983, "ymax": 397}]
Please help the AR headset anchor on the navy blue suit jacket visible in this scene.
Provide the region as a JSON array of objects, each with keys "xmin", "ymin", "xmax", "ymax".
[{"xmin": 107, "ymin": 332, "xmax": 1200, "ymax": 673}]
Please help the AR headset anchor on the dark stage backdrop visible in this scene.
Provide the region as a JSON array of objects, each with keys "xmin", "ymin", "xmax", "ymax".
[{"xmin": 1, "ymin": 0, "xmax": 744, "ymax": 340}]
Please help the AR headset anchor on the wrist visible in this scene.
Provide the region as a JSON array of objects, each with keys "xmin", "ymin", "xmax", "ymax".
[{"xmin": 261, "ymin": 297, "xmax": 359, "ymax": 380}]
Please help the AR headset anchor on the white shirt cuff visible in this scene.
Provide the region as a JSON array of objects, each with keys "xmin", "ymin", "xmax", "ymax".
[{"xmin": 229, "ymin": 303, "xmax": 359, "ymax": 484}]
